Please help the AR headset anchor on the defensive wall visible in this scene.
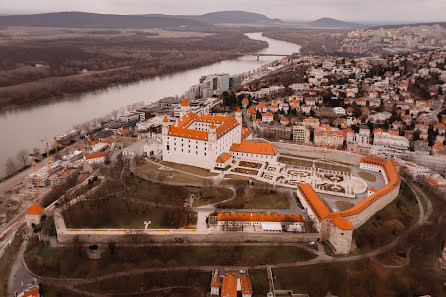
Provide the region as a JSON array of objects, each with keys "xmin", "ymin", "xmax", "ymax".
[
  {"xmin": 273, "ymin": 142, "xmax": 363, "ymax": 165},
  {"xmin": 53, "ymin": 206, "xmax": 319, "ymax": 244},
  {"xmin": 296, "ymin": 155, "xmax": 401, "ymax": 254}
]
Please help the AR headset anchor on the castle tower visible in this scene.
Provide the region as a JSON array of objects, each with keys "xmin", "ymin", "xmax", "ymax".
[
  {"xmin": 180, "ymin": 98, "xmax": 190, "ymax": 117},
  {"xmin": 162, "ymin": 116, "xmax": 169, "ymax": 135},
  {"xmin": 235, "ymin": 107, "xmax": 242, "ymax": 126},
  {"xmin": 209, "ymin": 122, "xmax": 217, "ymax": 142}
]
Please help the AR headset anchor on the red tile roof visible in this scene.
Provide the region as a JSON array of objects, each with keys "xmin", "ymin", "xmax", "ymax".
[
  {"xmin": 26, "ymin": 204, "xmax": 44, "ymax": 215},
  {"xmin": 85, "ymin": 152, "xmax": 106, "ymax": 160},
  {"xmin": 221, "ymin": 274, "xmax": 237, "ymax": 297},
  {"xmin": 216, "ymin": 153, "xmax": 232, "ymax": 163},
  {"xmin": 181, "ymin": 98, "xmax": 189, "ymax": 106},
  {"xmin": 230, "ymin": 141, "xmax": 278, "ymax": 156},
  {"xmin": 20, "ymin": 287, "xmax": 39, "ymax": 297},
  {"xmin": 218, "ymin": 212, "xmax": 303, "ymax": 223},
  {"xmin": 211, "ymin": 274, "xmax": 221, "ymax": 288},
  {"xmin": 240, "ymin": 274, "xmax": 253, "ymax": 294},
  {"xmin": 168, "ymin": 112, "xmax": 239, "ymax": 141}
]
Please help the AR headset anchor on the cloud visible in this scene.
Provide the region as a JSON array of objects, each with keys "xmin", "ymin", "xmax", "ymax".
[{"xmin": 0, "ymin": 0, "xmax": 445, "ymax": 22}]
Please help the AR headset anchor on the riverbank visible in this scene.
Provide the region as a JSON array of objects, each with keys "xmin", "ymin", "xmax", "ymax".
[
  {"xmin": 0, "ymin": 32, "xmax": 301, "ymax": 178},
  {"xmin": 0, "ymin": 52, "xmax": 232, "ymax": 112},
  {"xmin": 0, "ymin": 31, "xmax": 268, "ymax": 111}
]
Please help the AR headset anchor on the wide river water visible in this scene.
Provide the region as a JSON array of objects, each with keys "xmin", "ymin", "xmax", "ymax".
[{"xmin": 0, "ymin": 32, "xmax": 300, "ymax": 176}]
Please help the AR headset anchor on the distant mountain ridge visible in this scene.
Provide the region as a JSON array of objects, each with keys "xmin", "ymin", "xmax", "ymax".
[
  {"xmin": 310, "ymin": 17, "xmax": 364, "ymax": 28},
  {"xmin": 0, "ymin": 11, "xmax": 281, "ymax": 29}
]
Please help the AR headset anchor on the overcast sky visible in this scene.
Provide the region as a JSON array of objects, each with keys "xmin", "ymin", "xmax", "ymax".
[{"xmin": 1, "ymin": 0, "xmax": 445, "ymax": 23}]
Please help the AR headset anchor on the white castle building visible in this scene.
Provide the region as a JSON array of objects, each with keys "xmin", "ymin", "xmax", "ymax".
[{"xmin": 162, "ymin": 99, "xmax": 278, "ymax": 170}]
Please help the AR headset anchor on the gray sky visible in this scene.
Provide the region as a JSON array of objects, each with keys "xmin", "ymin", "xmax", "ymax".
[{"xmin": 1, "ymin": 0, "xmax": 445, "ymax": 23}]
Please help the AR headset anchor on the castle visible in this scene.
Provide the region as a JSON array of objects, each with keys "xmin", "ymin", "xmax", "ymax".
[{"xmin": 162, "ymin": 98, "xmax": 278, "ymax": 170}]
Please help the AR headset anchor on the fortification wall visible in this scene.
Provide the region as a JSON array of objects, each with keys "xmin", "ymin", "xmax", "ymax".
[
  {"xmin": 328, "ymin": 226, "xmax": 353, "ymax": 254},
  {"xmin": 273, "ymin": 142, "xmax": 363, "ymax": 165},
  {"xmin": 344, "ymin": 180, "xmax": 400, "ymax": 228},
  {"xmin": 56, "ymin": 231, "xmax": 320, "ymax": 244}
]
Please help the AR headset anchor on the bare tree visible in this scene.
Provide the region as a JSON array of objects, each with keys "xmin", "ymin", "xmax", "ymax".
[
  {"xmin": 16, "ymin": 149, "xmax": 29, "ymax": 167},
  {"xmin": 5, "ymin": 157, "xmax": 17, "ymax": 175}
]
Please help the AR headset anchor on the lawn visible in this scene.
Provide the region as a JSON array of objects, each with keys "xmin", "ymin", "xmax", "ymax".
[
  {"xmin": 335, "ymin": 201, "xmax": 355, "ymax": 211},
  {"xmin": 353, "ymin": 181, "xmax": 419, "ymax": 251},
  {"xmin": 38, "ymin": 284, "xmax": 84, "ymax": 297},
  {"xmin": 160, "ymin": 161, "xmax": 218, "ymax": 177},
  {"xmin": 136, "ymin": 160, "xmax": 206, "ymax": 184},
  {"xmin": 189, "ymin": 186, "xmax": 233, "ymax": 207},
  {"xmin": 78, "ymin": 271, "xmax": 210, "ymax": 296},
  {"xmin": 218, "ymin": 188, "xmax": 290, "ymax": 209},
  {"xmin": 0, "ymin": 230, "xmax": 24, "ymax": 297},
  {"xmin": 24, "ymin": 240, "xmax": 316, "ymax": 279},
  {"xmin": 63, "ymin": 198, "xmax": 196, "ymax": 229},
  {"xmin": 358, "ymin": 171, "xmax": 377, "ymax": 182},
  {"xmin": 122, "ymin": 172, "xmax": 190, "ymax": 206},
  {"xmin": 250, "ymin": 269, "xmax": 270, "ymax": 297},
  {"xmin": 136, "ymin": 160, "xmax": 161, "ymax": 176}
]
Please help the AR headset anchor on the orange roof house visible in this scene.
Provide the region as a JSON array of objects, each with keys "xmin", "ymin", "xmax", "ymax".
[
  {"xmin": 240, "ymin": 274, "xmax": 253, "ymax": 295},
  {"xmin": 181, "ymin": 98, "xmax": 189, "ymax": 106},
  {"xmin": 85, "ymin": 152, "xmax": 106, "ymax": 160},
  {"xmin": 26, "ymin": 204, "xmax": 45, "ymax": 215},
  {"xmin": 211, "ymin": 274, "xmax": 221, "ymax": 288},
  {"xmin": 247, "ymin": 107, "xmax": 256, "ymax": 115},
  {"xmin": 221, "ymin": 274, "xmax": 237, "ymax": 297}
]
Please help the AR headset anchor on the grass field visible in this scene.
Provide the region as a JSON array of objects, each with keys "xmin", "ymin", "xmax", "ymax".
[
  {"xmin": 38, "ymin": 284, "xmax": 84, "ymax": 297},
  {"xmin": 335, "ymin": 201, "xmax": 355, "ymax": 211},
  {"xmin": 250, "ymin": 269, "xmax": 270, "ymax": 297},
  {"xmin": 358, "ymin": 171, "xmax": 377, "ymax": 182},
  {"xmin": 353, "ymin": 181, "xmax": 419, "ymax": 251},
  {"xmin": 136, "ymin": 160, "xmax": 207, "ymax": 184},
  {"xmin": 218, "ymin": 188, "xmax": 290, "ymax": 209},
  {"xmin": 160, "ymin": 161, "xmax": 218, "ymax": 177},
  {"xmin": 189, "ymin": 186, "xmax": 233, "ymax": 207},
  {"xmin": 25, "ymin": 240, "xmax": 316, "ymax": 279},
  {"xmin": 122, "ymin": 172, "xmax": 189, "ymax": 205},
  {"xmin": 78, "ymin": 270, "xmax": 210, "ymax": 295},
  {"xmin": 63, "ymin": 198, "xmax": 196, "ymax": 229}
]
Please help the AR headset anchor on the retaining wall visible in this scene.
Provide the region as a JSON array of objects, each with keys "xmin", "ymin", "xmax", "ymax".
[{"xmin": 273, "ymin": 142, "xmax": 363, "ymax": 165}]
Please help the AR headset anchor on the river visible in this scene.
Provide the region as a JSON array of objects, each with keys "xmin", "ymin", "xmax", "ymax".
[{"xmin": 0, "ymin": 32, "xmax": 300, "ymax": 176}]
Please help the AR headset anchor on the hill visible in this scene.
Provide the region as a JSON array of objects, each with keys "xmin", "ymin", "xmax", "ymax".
[
  {"xmin": 197, "ymin": 11, "xmax": 281, "ymax": 24},
  {"xmin": 310, "ymin": 17, "xmax": 363, "ymax": 28},
  {"xmin": 0, "ymin": 11, "xmax": 281, "ymax": 29},
  {"xmin": 0, "ymin": 11, "xmax": 209, "ymax": 29}
]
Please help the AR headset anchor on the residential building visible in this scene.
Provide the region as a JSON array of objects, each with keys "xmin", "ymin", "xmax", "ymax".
[
  {"xmin": 84, "ymin": 152, "xmax": 106, "ymax": 165},
  {"xmin": 292, "ymin": 125, "xmax": 311, "ymax": 144},
  {"xmin": 314, "ymin": 127, "xmax": 344, "ymax": 148}
]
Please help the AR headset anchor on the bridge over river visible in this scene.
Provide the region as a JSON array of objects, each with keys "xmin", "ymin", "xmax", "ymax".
[{"xmin": 216, "ymin": 51, "xmax": 299, "ymax": 61}]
